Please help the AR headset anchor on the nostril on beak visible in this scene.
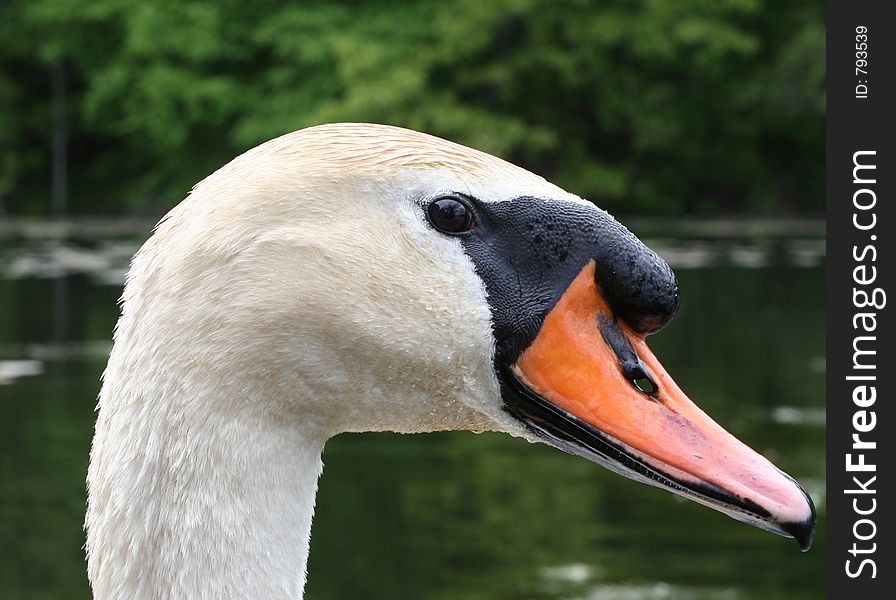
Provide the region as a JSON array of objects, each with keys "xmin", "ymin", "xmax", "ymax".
[
  {"xmin": 625, "ymin": 360, "xmax": 659, "ymax": 398},
  {"xmin": 596, "ymin": 315, "xmax": 659, "ymax": 400}
]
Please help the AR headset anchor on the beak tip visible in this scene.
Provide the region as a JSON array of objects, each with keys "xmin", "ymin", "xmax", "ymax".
[
  {"xmin": 778, "ymin": 471, "xmax": 817, "ymax": 552},
  {"xmin": 785, "ymin": 517, "xmax": 816, "ymax": 552},
  {"xmin": 781, "ymin": 491, "xmax": 817, "ymax": 552}
]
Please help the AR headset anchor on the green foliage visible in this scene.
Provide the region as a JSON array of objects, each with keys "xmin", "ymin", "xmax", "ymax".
[{"xmin": 0, "ymin": 0, "xmax": 823, "ymax": 216}]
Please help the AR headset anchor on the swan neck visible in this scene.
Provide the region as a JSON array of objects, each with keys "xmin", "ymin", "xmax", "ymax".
[{"xmin": 86, "ymin": 366, "xmax": 327, "ymax": 599}]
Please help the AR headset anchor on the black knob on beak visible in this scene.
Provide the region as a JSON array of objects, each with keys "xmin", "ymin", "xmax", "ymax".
[{"xmin": 592, "ymin": 219, "xmax": 679, "ymax": 334}]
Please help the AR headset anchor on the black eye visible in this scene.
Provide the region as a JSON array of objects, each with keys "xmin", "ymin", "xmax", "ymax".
[{"xmin": 427, "ymin": 197, "xmax": 475, "ymax": 234}]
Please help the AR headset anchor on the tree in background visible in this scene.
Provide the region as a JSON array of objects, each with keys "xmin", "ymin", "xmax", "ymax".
[{"xmin": 0, "ymin": 0, "xmax": 824, "ymax": 216}]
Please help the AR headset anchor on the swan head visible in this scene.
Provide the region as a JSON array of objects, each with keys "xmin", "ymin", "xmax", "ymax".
[{"xmin": 128, "ymin": 123, "xmax": 815, "ymax": 551}]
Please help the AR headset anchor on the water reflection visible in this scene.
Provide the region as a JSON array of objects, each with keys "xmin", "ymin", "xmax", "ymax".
[
  {"xmin": 0, "ymin": 219, "xmax": 825, "ymax": 599},
  {"xmin": 0, "ymin": 359, "xmax": 43, "ymax": 384}
]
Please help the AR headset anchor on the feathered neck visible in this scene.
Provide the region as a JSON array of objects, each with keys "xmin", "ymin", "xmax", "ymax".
[{"xmin": 86, "ymin": 339, "xmax": 328, "ymax": 599}]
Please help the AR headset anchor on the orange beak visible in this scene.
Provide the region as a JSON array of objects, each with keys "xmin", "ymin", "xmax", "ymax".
[{"xmin": 509, "ymin": 261, "xmax": 816, "ymax": 550}]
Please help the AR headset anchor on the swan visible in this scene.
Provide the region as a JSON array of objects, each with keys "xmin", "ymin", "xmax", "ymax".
[{"xmin": 86, "ymin": 123, "xmax": 815, "ymax": 599}]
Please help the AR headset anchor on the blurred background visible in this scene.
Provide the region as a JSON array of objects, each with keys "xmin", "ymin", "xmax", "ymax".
[{"xmin": 1, "ymin": 1, "xmax": 825, "ymax": 599}]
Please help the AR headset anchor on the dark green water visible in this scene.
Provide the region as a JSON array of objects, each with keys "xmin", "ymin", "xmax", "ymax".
[{"xmin": 0, "ymin": 221, "xmax": 825, "ymax": 599}]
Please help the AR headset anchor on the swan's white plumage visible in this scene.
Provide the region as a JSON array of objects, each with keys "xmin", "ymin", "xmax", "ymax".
[{"xmin": 87, "ymin": 123, "xmax": 591, "ymax": 599}]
